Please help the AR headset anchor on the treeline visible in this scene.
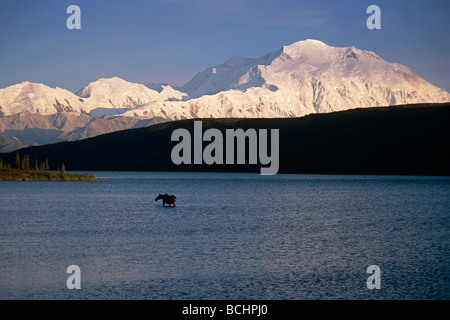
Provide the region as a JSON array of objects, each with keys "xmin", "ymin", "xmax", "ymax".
[
  {"xmin": 1, "ymin": 103, "xmax": 449, "ymax": 176},
  {"xmin": 0, "ymin": 152, "xmax": 65, "ymax": 174}
]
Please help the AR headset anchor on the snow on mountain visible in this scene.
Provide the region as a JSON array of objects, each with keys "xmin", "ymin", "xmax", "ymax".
[
  {"xmin": 76, "ymin": 76, "xmax": 188, "ymax": 117},
  {"xmin": 181, "ymin": 50, "xmax": 282, "ymax": 99},
  {"xmin": 171, "ymin": 39, "xmax": 449, "ymax": 117},
  {"xmin": 1, "ymin": 40, "xmax": 449, "ymax": 121},
  {"xmin": 123, "ymin": 39, "xmax": 449, "ymax": 120},
  {"xmin": 0, "ymin": 77, "xmax": 188, "ymax": 118},
  {"xmin": 0, "ymin": 78, "xmax": 185, "ymax": 149},
  {"xmin": 1, "ymin": 39, "xmax": 450, "ymax": 152},
  {"xmin": 0, "ymin": 82, "xmax": 88, "ymax": 117}
]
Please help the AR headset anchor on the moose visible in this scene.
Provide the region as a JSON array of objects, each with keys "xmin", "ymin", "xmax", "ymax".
[{"xmin": 155, "ymin": 193, "xmax": 177, "ymax": 207}]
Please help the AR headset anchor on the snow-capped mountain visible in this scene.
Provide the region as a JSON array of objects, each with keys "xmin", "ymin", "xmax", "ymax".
[
  {"xmin": 0, "ymin": 76, "xmax": 187, "ymax": 117},
  {"xmin": 0, "ymin": 81, "xmax": 87, "ymax": 117},
  {"xmin": 126, "ymin": 39, "xmax": 449, "ymax": 119},
  {"xmin": 1, "ymin": 39, "xmax": 449, "ymax": 120},
  {"xmin": 76, "ymin": 76, "xmax": 188, "ymax": 117},
  {"xmin": 1, "ymin": 39, "xmax": 450, "ymax": 151},
  {"xmin": 0, "ymin": 77, "xmax": 187, "ymax": 151}
]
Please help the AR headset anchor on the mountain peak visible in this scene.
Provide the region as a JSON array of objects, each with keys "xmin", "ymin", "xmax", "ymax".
[
  {"xmin": 280, "ymin": 40, "xmax": 380, "ymax": 64},
  {"xmin": 15, "ymin": 81, "xmax": 45, "ymax": 90},
  {"xmin": 1, "ymin": 39, "xmax": 449, "ymax": 123},
  {"xmin": 82, "ymin": 76, "xmax": 135, "ymax": 88},
  {"xmin": 289, "ymin": 38, "xmax": 328, "ymax": 46},
  {"xmin": 1, "ymin": 39, "xmax": 450, "ymax": 152},
  {"xmin": 282, "ymin": 39, "xmax": 329, "ymax": 51},
  {"xmin": 279, "ymin": 39, "xmax": 342, "ymax": 64},
  {"xmin": 77, "ymin": 76, "xmax": 150, "ymax": 98},
  {"xmin": 180, "ymin": 39, "xmax": 450, "ymax": 112}
]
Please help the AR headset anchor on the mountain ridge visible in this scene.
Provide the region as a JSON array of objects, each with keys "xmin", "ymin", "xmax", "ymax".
[
  {"xmin": 1, "ymin": 39, "xmax": 449, "ymax": 151},
  {"xmin": 1, "ymin": 103, "xmax": 449, "ymax": 176}
]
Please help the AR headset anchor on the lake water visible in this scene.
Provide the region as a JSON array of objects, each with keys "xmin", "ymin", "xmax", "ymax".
[{"xmin": 0, "ymin": 172, "xmax": 449, "ymax": 300}]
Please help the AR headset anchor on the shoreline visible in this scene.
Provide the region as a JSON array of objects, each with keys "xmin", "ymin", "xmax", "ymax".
[{"xmin": 0, "ymin": 168, "xmax": 96, "ymax": 181}]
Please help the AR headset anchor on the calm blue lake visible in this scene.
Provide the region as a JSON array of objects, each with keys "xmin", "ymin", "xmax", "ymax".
[{"xmin": 0, "ymin": 172, "xmax": 449, "ymax": 299}]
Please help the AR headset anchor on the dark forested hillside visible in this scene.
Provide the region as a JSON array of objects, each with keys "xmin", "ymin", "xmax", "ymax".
[{"xmin": 1, "ymin": 103, "xmax": 449, "ymax": 176}]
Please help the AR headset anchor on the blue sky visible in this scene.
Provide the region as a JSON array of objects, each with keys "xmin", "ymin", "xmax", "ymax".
[{"xmin": 0, "ymin": 0, "xmax": 449, "ymax": 92}]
